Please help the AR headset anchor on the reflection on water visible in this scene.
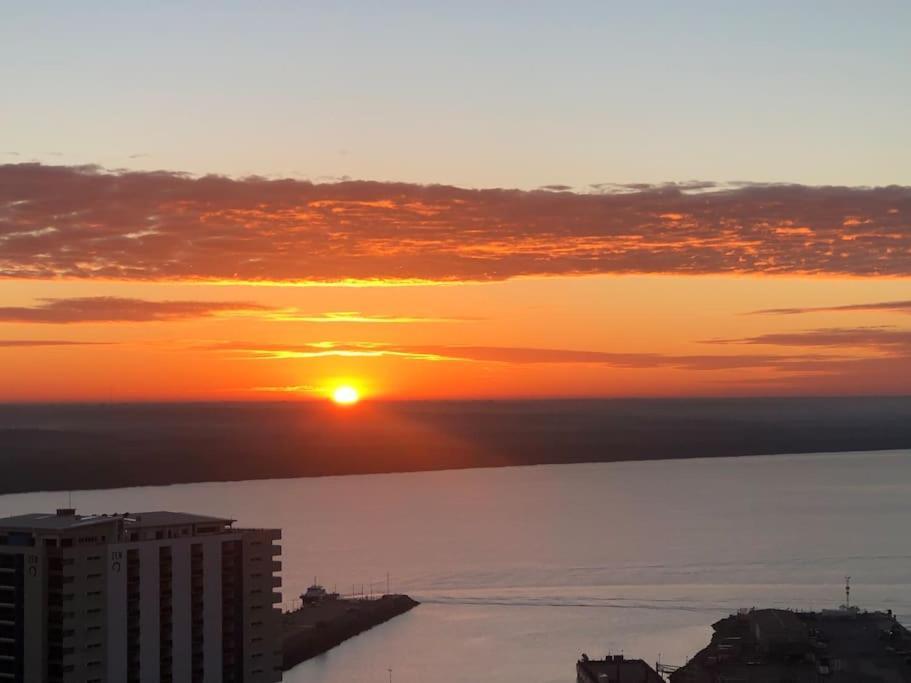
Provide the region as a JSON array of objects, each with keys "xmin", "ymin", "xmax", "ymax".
[{"xmin": 2, "ymin": 450, "xmax": 910, "ymax": 682}]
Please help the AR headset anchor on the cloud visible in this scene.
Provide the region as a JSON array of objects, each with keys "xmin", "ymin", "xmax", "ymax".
[
  {"xmin": 210, "ymin": 340, "xmax": 839, "ymax": 371},
  {"xmin": 1, "ymin": 164, "xmax": 909, "ymax": 283},
  {"xmin": 267, "ymin": 311, "xmax": 470, "ymax": 324},
  {"xmin": 251, "ymin": 384, "xmax": 319, "ymax": 394},
  {"xmin": 213, "ymin": 341, "xmax": 454, "ymax": 362},
  {"xmin": 752, "ymin": 300, "xmax": 911, "ymax": 316},
  {"xmin": 710, "ymin": 326, "xmax": 911, "ymax": 351},
  {"xmin": 0, "ymin": 297, "xmax": 271, "ymax": 324},
  {"xmin": 0, "ymin": 339, "xmax": 105, "ymax": 347},
  {"xmin": 0, "ymin": 297, "xmax": 463, "ymax": 326}
]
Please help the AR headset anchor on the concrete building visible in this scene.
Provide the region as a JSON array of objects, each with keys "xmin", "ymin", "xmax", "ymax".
[
  {"xmin": 749, "ymin": 608, "xmax": 810, "ymax": 658},
  {"xmin": 576, "ymin": 654, "xmax": 664, "ymax": 683},
  {"xmin": 0, "ymin": 508, "xmax": 282, "ymax": 683},
  {"xmin": 670, "ymin": 607, "xmax": 911, "ymax": 683}
]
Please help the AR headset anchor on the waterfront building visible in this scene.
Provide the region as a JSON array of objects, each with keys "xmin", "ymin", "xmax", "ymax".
[
  {"xmin": 576, "ymin": 654, "xmax": 664, "ymax": 683},
  {"xmin": 0, "ymin": 508, "xmax": 282, "ymax": 683},
  {"xmin": 670, "ymin": 607, "xmax": 911, "ymax": 682}
]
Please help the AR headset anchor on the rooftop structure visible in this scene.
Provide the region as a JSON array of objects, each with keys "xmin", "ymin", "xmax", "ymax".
[
  {"xmin": 577, "ymin": 654, "xmax": 665, "ymax": 683},
  {"xmin": 670, "ymin": 607, "xmax": 911, "ymax": 683},
  {"xmin": 0, "ymin": 509, "xmax": 232, "ymax": 534},
  {"xmin": 0, "ymin": 508, "xmax": 282, "ymax": 683}
]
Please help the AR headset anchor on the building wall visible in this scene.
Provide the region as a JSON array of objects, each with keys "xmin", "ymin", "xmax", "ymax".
[
  {"xmin": 202, "ymin": 540, "xmax": 223, "ymax": 683},
  {"xmin": 240, "ymin": 530, "xmax": 282, "ymax": 683},
  {"xmin": 1, "ymin": 519, "xmax": 281, "ymax": 683},
  {"xmin": 0, "ymin": 545, "xmax": 47, "ymax": 683},
  {"xmin": 22, "ymin": 548, "xmax": 45, "ymax": 683},
  {"xmin": 61, "ymin": 544, "xmax": 109, "ymax": 682},
  {"xmin": 137, "ymin": 542, "xmax": 160, "ymax": 683},
  {"xmin": 106, "ymin": 545, "xmax": 128, "ymax": 683},
  {"xmin": 106, "ymin": 533, "xmax": 243, "ymax": 683}
]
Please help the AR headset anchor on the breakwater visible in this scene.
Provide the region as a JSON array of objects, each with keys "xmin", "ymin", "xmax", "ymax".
[{"xmin": 282, "ymin": 594, "xmax": 419, "ymax": 670}]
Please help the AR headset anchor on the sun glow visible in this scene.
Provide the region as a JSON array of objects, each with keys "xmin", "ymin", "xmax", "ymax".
[{"xmin": 331, "ymin": 385, "xmax": 360, "ymax": 405}]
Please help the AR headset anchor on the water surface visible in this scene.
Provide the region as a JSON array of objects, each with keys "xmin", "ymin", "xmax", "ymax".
[{"xmin": 2, "ymin": 450, "xmax": 909, "ymax": 682}]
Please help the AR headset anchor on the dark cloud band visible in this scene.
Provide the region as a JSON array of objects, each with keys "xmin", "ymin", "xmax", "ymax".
[
  {"xmin": 0, "ymin": 297, "xmax": 270, "ymax": 324},
  {"xmin": 752, "ymin": 300, "xmax": 911, "ymax": 316}
]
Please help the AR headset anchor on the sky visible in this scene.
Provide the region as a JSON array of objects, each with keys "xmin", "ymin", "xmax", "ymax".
[{"xmin": 1, "ymin": 1, "xmax": 910, "ymax": 401}]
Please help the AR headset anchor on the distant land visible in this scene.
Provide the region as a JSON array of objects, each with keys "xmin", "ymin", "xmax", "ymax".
[{"xmin": 1, "ymin": 397, "xmax": 911, "ymax": 494}]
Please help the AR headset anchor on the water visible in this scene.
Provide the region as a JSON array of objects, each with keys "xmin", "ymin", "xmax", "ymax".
[{"xmin": 2, "ymin": 450, "xmax": 910, "ymax": 682}]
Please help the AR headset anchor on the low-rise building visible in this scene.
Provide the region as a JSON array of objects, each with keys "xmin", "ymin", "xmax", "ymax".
[
  {"xmin": 749, "ymin": 608, "xmax": 810, "ymax": 657},
  {"xmin": 576, "ymin": 654, "xmax": 665, "ymax": 683},
  {"xmin": 670, "ymin": 607, "xmax": 911, "ymax": 683}
]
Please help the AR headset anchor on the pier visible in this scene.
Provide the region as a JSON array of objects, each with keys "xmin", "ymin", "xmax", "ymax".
[{"xmin": 281, "ymin": 593, "xmax": 419, "ymax": 671}]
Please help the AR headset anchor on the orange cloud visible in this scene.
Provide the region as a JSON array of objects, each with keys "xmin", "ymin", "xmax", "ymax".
[
  {"xmin": 0, "ymin": 339, "xmax": 106, "ymax": 347},
  {"xmin": 265, "ymin": 311, "xmax": 470, "ymax": 323},
  {"xmin": 710, "ymin": 326, "xmax": 911, "ymax": 351},
  {"xmin": 2, "ymin": 164, "xmax": 909, "ymax": 283},
  {"xmin": 211, "ymin": 340, "xmax": 841, "ymax": 371},
  {"xmin": 0, "ymin": 297, "xmax": 459, "ymax": 326},
  {"xmin": 752, "ymin": 300, "xmax": 911, "ymax": 316},
  {"xmin": 0, "ymin": 297, "xmax": 270, "ymax": 323}
]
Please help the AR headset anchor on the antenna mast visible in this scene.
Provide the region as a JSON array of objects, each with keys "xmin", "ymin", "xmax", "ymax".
[{"xmin": 845, "ymin": 576, "xmax": 851, "ymax": 609}]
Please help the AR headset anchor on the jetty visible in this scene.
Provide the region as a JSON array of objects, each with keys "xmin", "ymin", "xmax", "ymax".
[{"xmin": 281, "ymin": 592, "xmax": 419, "ymax": 671}]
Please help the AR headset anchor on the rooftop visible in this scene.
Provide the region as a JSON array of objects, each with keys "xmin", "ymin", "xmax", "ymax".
[
  {"xmin": 0, "ymin": 509, "xmax": 232, "ymax": 532},
  {"xmin": 671, "ymin": 608, "xmax": 911, "ymax": 683},
  {"xmin": 750, "ymin": 608, "xmax": 807, "ymax": 637},
  {"xmin": 577, "ymin": 655, "xmax": 665, "ymax": 683},
  {"xmin": 124, "ymin": 511, "xmax": 233, "ymax": 528}
]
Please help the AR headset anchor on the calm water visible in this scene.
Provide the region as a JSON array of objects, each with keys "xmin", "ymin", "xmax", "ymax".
[{"xmin": 2, "ymin": 450, "xmax": 910, "ymax": 682}]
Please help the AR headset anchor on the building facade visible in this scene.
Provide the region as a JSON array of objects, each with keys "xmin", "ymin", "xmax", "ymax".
[
  {"xmin": 0, "ymin": 509, "xmax": 282, "ymax": 683},
  {"xmin": 576, "ymin": 654, "xmax": 665, "ymax": 683}
]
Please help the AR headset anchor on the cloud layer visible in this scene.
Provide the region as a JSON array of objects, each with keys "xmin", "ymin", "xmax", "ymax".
[
  {"xmin": 753, "ymin": 300, "xmax": 911, "ymax": 316},
  {"xmin": 714, "ymin": 326, "xmax": 911, "ymax": 351},
  {"xmin": 0, "ymin": 297, "xmax": 269, "ymax": 323},
  {"xmin": 211, "ymin": 340, "xmax": 839, "ymax": 372},
  {"xmin": 0, "ymin": 296, "xmax": 465, "ymax": 325},
  {"xmin": 0, "ymin": 339, "xmax": 104, "ymax": 347},
  {"xmin": 2, "ymin": 164, "xmax": 909, "ymax": 283}
]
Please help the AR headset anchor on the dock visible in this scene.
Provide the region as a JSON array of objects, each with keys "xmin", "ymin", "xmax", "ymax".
[{"xmin": 281, "ymin": 594, "xmax": 419, "ymax": 671}]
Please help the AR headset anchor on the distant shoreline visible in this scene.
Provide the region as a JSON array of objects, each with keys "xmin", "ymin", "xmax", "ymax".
[
  {"xmin": 2, "ymin": 447, "xmax": 910, "ymax": 499},
  {"xmin": 2, "ymin": 397, "xmax": 911, "ymax": 495}
]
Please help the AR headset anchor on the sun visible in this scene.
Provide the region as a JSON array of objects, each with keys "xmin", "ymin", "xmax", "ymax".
[{"xmin": 331, "ymin": 385, "xmax": 360, "ymax": 405}]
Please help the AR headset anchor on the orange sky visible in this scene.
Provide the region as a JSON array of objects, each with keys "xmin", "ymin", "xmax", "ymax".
[
  {"xmin": 2, "ymin": 4, "xmax": 910, "ymax": 403},
  {"xmin": 2, "ymin": 268, "xmax": 910, "ymax": 401}
]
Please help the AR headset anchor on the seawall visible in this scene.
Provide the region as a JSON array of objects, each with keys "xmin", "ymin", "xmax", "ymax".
[{"xmin": 281, "ymin": 594, "xmax": 419, "ymax": 671}]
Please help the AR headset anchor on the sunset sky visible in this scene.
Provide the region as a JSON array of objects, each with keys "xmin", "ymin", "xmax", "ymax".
[{"xmin": 1, "ymin": 2, "xmax": 910, "ymax": 401}]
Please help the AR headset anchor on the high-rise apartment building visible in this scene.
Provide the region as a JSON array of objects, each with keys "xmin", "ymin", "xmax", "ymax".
[{"xmin": 0, "ymin": 509, "xmax": 282, "ymax": 683}]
